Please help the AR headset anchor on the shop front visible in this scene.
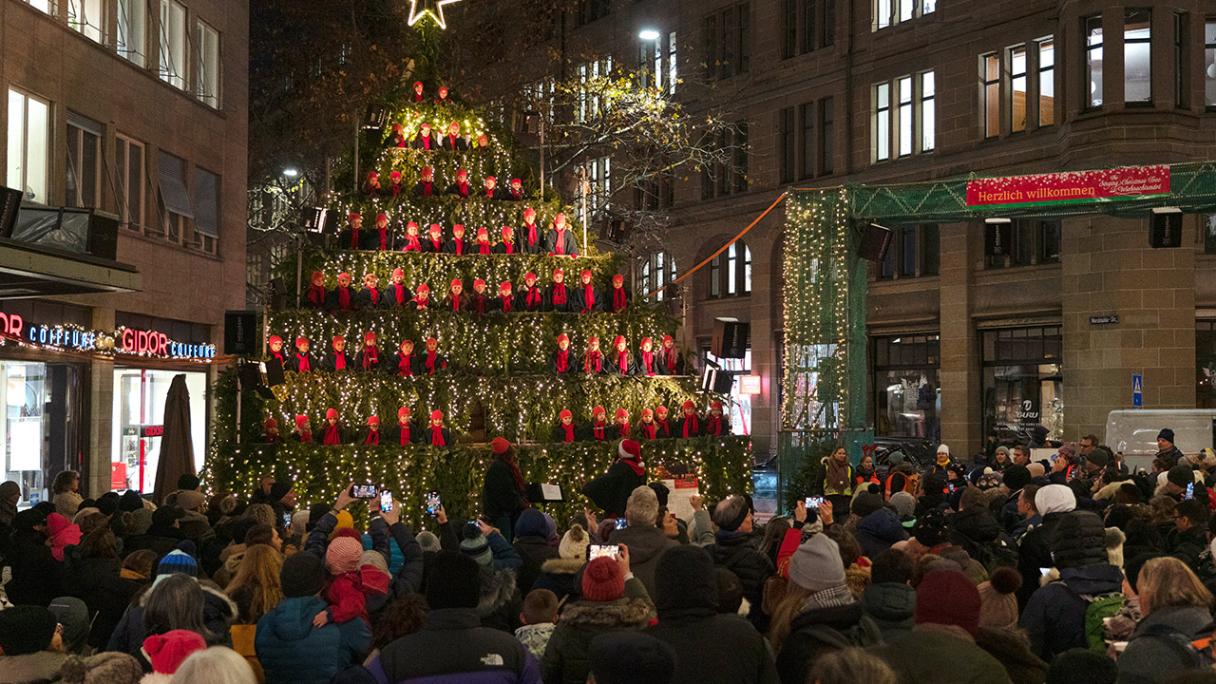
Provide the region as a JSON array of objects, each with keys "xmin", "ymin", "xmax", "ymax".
[
  {"xmin": 981, "ymin": 325, "xmax": 1063, "ymax": 449},
  {"xmin": 872, "ymin": 334, "xmax": 940, "ymax": 443}
]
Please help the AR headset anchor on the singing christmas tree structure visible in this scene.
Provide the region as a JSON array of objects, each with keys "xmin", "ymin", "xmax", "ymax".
[{"xmin": 209, "ymin": 76, "xmax": 751, "ymax": 525}]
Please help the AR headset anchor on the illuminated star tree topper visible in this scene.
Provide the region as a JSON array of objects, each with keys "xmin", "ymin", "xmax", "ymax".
[{"xmin": 408, "ymin": 0, "xmax": 462, "ymax": 30}]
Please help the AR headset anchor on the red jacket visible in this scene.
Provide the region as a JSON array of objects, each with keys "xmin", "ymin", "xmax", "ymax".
[{"xmin": 323, "ymin": 565, "xmax": 390, "ymax": 625}]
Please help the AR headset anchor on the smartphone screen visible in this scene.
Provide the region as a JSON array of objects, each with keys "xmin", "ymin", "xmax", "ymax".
[
  {"xmin": 425, "ymin": 491, "xmax": 441, "ymax": 516},
  {"xmin": 281, "ymin": 512, "xmax": 292, "ymax": 529},
  {"xmin": 350, "ymin": 484, "xmax": 377, "ymax": 499},
  {"xmin": 379, "ymin": 490, "xmax": 393, "ymax": 513},
  {"xmin": 804, "ymin": 496, "xmax": 824, "ymax": 509},
  {"xmin": 588, "ymin": 544, "xmax": 619, "ymax": 560},
  {"xmin": 1186, "ymin": 482, "xmax": 1195, "ymax": 500},
  {"xmin": 1039, "ymin": 567, "xmax": 1052, "ymax": 577},
  {"xmin": 614, "ymin": 518, "xmax": 628, "ymax": 530}
]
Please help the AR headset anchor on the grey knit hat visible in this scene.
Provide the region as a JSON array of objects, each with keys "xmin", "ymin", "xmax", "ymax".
[{"xmin": 788, "ymin": 533, "xmax": 846, "ymax": 592}]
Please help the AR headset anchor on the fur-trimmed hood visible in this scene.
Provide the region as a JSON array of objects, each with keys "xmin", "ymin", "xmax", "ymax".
[
  {"xmin": 540, "ymin": 557, "xmax": 585, "ymax": 575},
  {"xmin": 558, "ymin": 597, "xmax": 653, "ymax": 629},
  {"xmin": 476, "ymin": 567, "xmax": 517, "ymax": 617}
]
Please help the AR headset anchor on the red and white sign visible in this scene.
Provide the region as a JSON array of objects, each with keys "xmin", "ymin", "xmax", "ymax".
[
  {"xmin": 965, "ymin": 165, "xmax": 1171, "ymax": 208},
  {"xmin": 121, "ymin": 328, "xmax": 169, "ymax": 356}
]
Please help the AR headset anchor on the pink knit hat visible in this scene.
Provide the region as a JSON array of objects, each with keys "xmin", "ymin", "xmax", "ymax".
[{"xmin": 326, "ymin": 536, "xmax": 363, "ymax": 575}]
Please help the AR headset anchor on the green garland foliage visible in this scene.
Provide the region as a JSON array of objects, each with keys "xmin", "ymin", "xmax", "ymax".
[
  {"xmin": 283, "ymin": 252, "xmax": 619, "ymax": 291},
  {"xmin": 269, "ymin": 307, "xmax": 678, "ymax": 376},
  {"xmin": 209, "ymin": 437, "xmax": 752, "ymax": 529}
]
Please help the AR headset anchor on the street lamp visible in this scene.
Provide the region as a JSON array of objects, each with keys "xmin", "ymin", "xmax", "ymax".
[{"xmin": 638, "ymin": 28, "xmax": 661, "ymax": 41}]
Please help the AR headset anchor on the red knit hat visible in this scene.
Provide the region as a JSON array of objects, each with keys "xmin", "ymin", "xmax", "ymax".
[
  {"xmin": 614, "ymin": 408, "xmax": 629, "ymax": 420},
  {"xmin": 559, "ymin": 409, "xmax": 573, "ymax": 420},
  {"xmin": 491, "ymin": 437, "xmax": 511, "ymax": 454},
  {"xmin": 581, "ymin": 556, "xmax": 625, "ymax": 602},
  {"xmin": 915, "ymin": 570, "xmax": 982, "ymax": 636},
  {"xmin": 294, "ymin": 415, "xmax": 309, "ymax": 430},
  {"xmin": 326, "ymin": 536, "xmax": 363, "ymax": 575},
  {"xmin": 367, "ymin": 415, "xmax": 380, "ymax": 426},
  {"xmin": 398, "ymin": 406, "xmax": 411, "ymax": 419},
  {"xmin": 325, "ymin": 408, "xmax": 339, "ymax": 421},
  {"xmin": 143, "ymin": 629, "xmax": 206, "ymax": 674}
]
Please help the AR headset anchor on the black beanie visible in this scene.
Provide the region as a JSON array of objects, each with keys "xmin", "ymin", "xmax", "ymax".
[
  {"xmin": 425, "ymin": 550, "xmax": 481, "ymax": 610},
  {"xmin": 1051, "ymin": 510, "xmax": 1108, "ymax": 569},
  {"xmin": 0, "ymin": 606, "xmax": 58, "ymax": 655},
  {"xmin": 654, "ymin": 544, "xmax": 718, "ymax": 615},
  {"xmin": 1168, "ymin": 464, "xmax": 1195, "ymax": 488},
  {"xmin": 851, "ymin": 491, "xmax": 885, "ymax": 518},
  {"xmin": 589, "ymin": 632, "xmax": 677, "ymax": 684},
  {"xmin": 281, "ymin": 552, "xmax": 327, "ymax": 597},
  {"xmin": 96, "ymin": 491, "xmax": 120, "ymax": 517},
  {"xmin": 176, "ymin": 473, "xmax": 201, "ymax": 491},
  {"xmin": 119, "ymin": 489, "xmax": 145, "ymax": 512},
  {"xmin": 1046, "ymin": 648, "xmax": 1118, "ymax": 684},
  {"xmin": 913, "ymin": 509, "xmax": 949, "ymax": 548},
  {"xmin": 269, "ymin": 482, "xmax": 292, "ymax": 502},
  {"xmin": 1002, "ymin": 465, "xmax": 1031, "ymax": 492}
]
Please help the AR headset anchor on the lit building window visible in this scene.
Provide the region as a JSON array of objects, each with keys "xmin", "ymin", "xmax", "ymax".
[
  {"xmin": 195, "ymin": 20, "xmax": 221, "ymax": 108},
  {"xmin": 6, "ymin": 89, "xmax": 51, "ymax": 204},
  {"xmin": 159, "ymin": 0, "xmax": 189, "ymax": 90}
]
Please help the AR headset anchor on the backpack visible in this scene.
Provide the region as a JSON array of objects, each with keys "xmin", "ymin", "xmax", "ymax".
[
  {"xmin": 792, "ymin": 615, "xmax": 884, "ymax": 656},
  {"xmin": 1082, "ymin": 593, "xmax": 1126, "ymax": 653},
  {"xmin": 1138, "ymin": 622, "xmax": 1216, "ymax": 669},
  {"xmin": 967, "ymin": 536, "xmax": 1020, "ymax": 574}
]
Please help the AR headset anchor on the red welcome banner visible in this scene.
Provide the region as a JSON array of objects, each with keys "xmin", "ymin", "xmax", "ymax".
[{"xmin": 966, "ymin": 165, "xmax": 1171, "ymax": 208}]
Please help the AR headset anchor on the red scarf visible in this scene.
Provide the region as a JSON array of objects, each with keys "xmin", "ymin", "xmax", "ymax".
[
  {"xmin": 641, "ymin": 422, "xmax": 657, "ymax": 440},
  {"xmin": 349, "ymin": 228, "xmax": 360, "ymax": 250},
  {"xmin": 498, "ymin": 453, "xmax": 528, "ymax": 495},
  {"xmin": 425, "ymin": 351, "xmax": 440, "ymax": 375},
  {"xmin": 584, "ymin": 351, "xmax": 602, "ymax": 373},
  {"xmin": 420, "ymin": 135, "xmax": 432, "ymax": 150},
  {"xmin": 581, "ymin": 284, "xmax": 595, "ymax": 313},
  {"xmin": 524, "ymin": 287, "xmax": 542, "ymax": 309},
  {"xmin": 449, "ymin": 295, "xmax": 462, "ymax": 312},
  {"xmin": 361, "ymin": 346, "xmax": 378, "ymax": 370},
  {"xmin": 560, "ymin": 423, "xmax": 575, "ymax": 442},
  {"xmin": 706, "ymin": 416, "xmax": 723, "ymax": 436},
  {"xmin": 524, "ymin": 222, "xmax": 539, "ymax": 248},
  {"xmin": 366, "ymin": 288, "xmax": 381, "ymax": 306},
  {"xmin": 430, "ymin": 425, "xmax": 446, "ymax": 447},
  {"xmin": 663, "ymin": 348, "xmax": 677, "ymax": 371},
  {"xmin": 484, "ymin": 189, "xmax": 496, "ymax": 199},
  {"xmin": 478, "ymin": 242, "xmax": 492, "ymax": 255},
  {"xmin": 429, "ymin": 238, "xmax": 443, "ymax": 251},
  {"xmin": 398, "ymin": 425, "xmax": 411, "ymax": 445},
  {"xmin": 615, "ymin": 351, "xmax": 629, "ymax": 374},
  {"xmin": 270, "ymin": 350, "xmax": 286, "ymax": 364},
  {"xmin": 656, "ymin": 419, "xmax": 671, "ymax": 437},
  {"xmin": 455, "ymin": 181, "xmax": 469, "ymax": 197},
  {"xmin": 472, "ymin": 294, "xmax": 487, "ymax": 314},
  {"xmin": 364, "ymin": 430, "xmax": 380, "ymax": 446},
  {"xmin": 555, "ymin": 230, "xmax": 566, "ymax": 255},
  {"xmin": 390, "ymin": 183, "xmax": 402, "ymax": 198},
  {"xmin": 592, "ymin": 423, "xmax": 606, "ymax": 441},
  {"xmin": 682, "ymin": 415, "xmax": 700, "ymax": 438},
  {"xmin": 378, "ymin": 230, "xmax": 388, "ymax": 250},
  {"xmin": 306, "ymin": 286, "xmax": 325, "ymax": 306},
  {"xmin": 419, "ymin": 181, "xmax": 433, "ymax": 196},
  {"xmin": 323, "ymin": 424, "xmax": 341, "ymax": 445},
  {"xmin": 640, "ymin": 352, "xmax": 655, "ymax": 376},
  {"xmin": 612, "ymin": 286, "xmax": 627, "ymax": 311},
  {"xmin": 414, "ymin": 295, "xmax": 430, "ymax": 310},
  {"xmin": 616, "ymin": 423, "xmax": 631, "ymax": 439},
  {"xmin": 336, "ymin": 287, "xmax": 352, "ymax": 309},
  {"xmin": 555, "ymin": 349, "xmax": 569, "ymax": 373},
  {"xmin": 295, "ymin": 353, "xmax": 311, "ymax": 372},
  {"xmin": 551, "ymin": 284, "xmax": 567, "ymax": 307},
  {"xmin": 501, "ymin": 242, "xmax": 515, "ymax": 255},
  {"xmin": 297, "ymin": 429, "xmax": 313, "ymax": 443},
  {"xmin": 391, "ymin": 283, "xmax": 408, "ymax": 305},
  {"xmin": 447, "ymin": 134, "xmax": 459, "ymax": 150},
  {"xmin": 397, "ymin": 354, "xmax": 413, "ymax": 376},
  {"xmin": 403, "ymin": 235, "xmax": 421, "ymax": 252},
  {"xmin": 500, "ymin": 295, "xmax": 513, "ymax": 313},
  {"xmin": 333, "ymin": 353, "xmax": 347, "ymax": 371},
  {"xmin": 618, "ymin": 456, "xmax": 645, "ymax": 477},
  {"xmin": 452, "ymin": 239, "xmax": 465, "ymax": 255}
]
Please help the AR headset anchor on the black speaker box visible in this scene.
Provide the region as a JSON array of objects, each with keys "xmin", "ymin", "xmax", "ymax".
[
  {"xmin": 1150, "ymin": 211, "xmax": 1183, "ymax": 248},
  {"xmin": 985, "ymin": 221, "xmax": 1013, "ymax": 256},
  {"xmin": 858, "ymin": 223, "xmax": 893, "ymax": 262},
  {"xmin": 713, "ymin": 321, "xmax": 749, "ymax": 359},
  {"xmin": 88, "ymin": 212, "xmax": 120, "ymax": 261},
  {"xmin": 224, "ymin": 310, "xmax": 259, "ymax": 356}
]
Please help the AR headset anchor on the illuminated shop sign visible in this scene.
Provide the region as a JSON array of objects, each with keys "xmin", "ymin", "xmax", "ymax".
[{"xmin": 1, "ymin": 311, "xmax": 216, "ymax": 361}]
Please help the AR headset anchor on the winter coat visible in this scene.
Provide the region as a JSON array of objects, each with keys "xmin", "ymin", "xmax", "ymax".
[
  {"xmin": 478, "ymin": 566, "xmax": 523, "ymax": 633},
  {"xmin": 974, "ymin": 627, "xmax": 1048, "ymax": 684},
  {"xmin": 647, "ymin": 585, "xmax": 779, "ymax": 684},
  {"xmin": 106, "ymin": 582, "xmax": 237, "ymax": 658},
  {"xmin": 483, "ymin": 459, "xmax": 528, "ymax": 521},
  {"xmin": 580, "ymin": 462, "xmax": 646, "ymax": 519},
  {"xmin": 854, "ymin": 508, "xmax": 908, "ymax": 559},
  {"xmin": 881, "ymin": 625, "xmax": 1013, "ymax": 684},
  {"xmin": 707, "ymin": 533, "xmax": 774, "ymax": 629},
  {"xmin": 950, "ymin": 507, "xmax": 1018, "ymax": 572},
  {"xmin": 62, "ymin": 548, "xmax": 144, "ymax": 648},
  {"xmin": 1016, "ymin": 511, "xmax": 1068, "ymax": 609},
  {"xmin": 1116, "ymin": 605, "xmax": 1215, "ymax": 684},
  {"xmin": 1167, "ymin": 526, "xmax": 1208, "ymax": 568},
  {"xmin": 5, "ymin": 528, "xmax": 63, "ymax": 607},
  {"xmin": 1020, "ymin": 563, "xmax": 1124, "ymax": 661},
  {"xmin": 366, "ymin": 607, "xmax": 541, "ymax": 684},
  {"xmin": 256, "ymin": 595, "xmax": 372, "ymax": 684},
  {"xmin": 532, "ymin": 557, "xmax": 583, "ymax": 603},
  {"xmin": 0, "ymin": 651, "xmax": 70, "ymax": 684},
  {"xmin": 513, "ymin": 535, "xmax": 559, "ymax": 594},
  {"xmin": 776, "ymin": 601, "xmax": 882, "ymax": 684},
  {"xmin": 606, "ymin": 525, "xmax": 677, "ymax": 598},
  {"xmin": 861, "ymin": 581, "xmax": 916, "ymax": 643},
  {"xmin": 541, "ymin": 594, "xmax": 655, "ymax": 684},
  {"xmin": 54, "ymin": 490, "xmax": 83, "ymax": 518}
]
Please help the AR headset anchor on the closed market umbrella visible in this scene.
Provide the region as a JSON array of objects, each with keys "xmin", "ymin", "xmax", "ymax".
[{"xmin": 154, "ymin": 374, "xmax": 194, "ymax": 504}]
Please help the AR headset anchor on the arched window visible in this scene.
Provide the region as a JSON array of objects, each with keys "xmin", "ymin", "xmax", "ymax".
[
  {"xmin": 708, "ymin": 240, "xmax": 752, "ymax": 298},
  {"xmin": 637, "ymin": 251, "xmax": 677, "ymax": 302}
]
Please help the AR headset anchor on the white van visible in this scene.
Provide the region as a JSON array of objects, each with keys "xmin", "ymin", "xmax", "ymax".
[{"xmin": 1104, "ymin": 409, "xmax": 1216, "ymax": 470}]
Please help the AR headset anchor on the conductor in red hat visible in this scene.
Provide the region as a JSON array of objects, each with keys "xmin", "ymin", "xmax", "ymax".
[{"xmin": 581, "ymin": 439, "xmax": 646, "ymax": 518}]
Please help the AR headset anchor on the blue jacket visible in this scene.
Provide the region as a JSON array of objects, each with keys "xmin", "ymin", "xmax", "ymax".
[
  {"xmin": 256, "ymin": 595, "xmax": 371, "ymax": 684},
  {"xmin": 1020, "ymin": 563, "xmax": 1124, "ymax": 662}
]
